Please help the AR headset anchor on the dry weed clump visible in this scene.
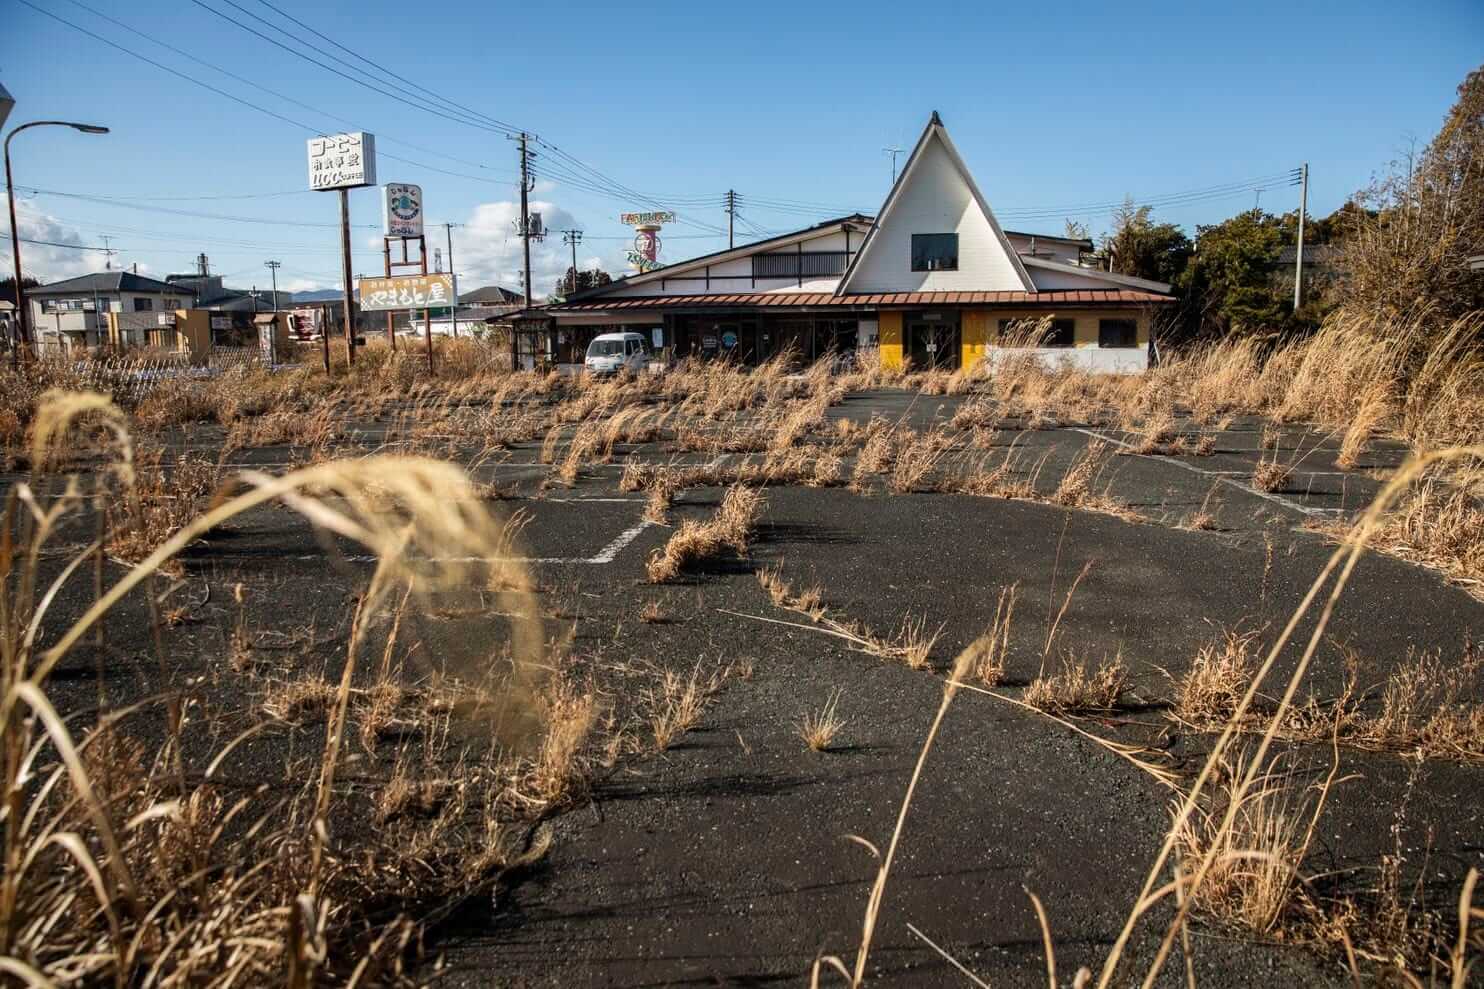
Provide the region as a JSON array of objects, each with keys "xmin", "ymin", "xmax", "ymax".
[
  {"xmin": 1025, "ymin": 651, "xmax": 1129, "ymax": 714},
  {"xmin": 798, "ymin": 689, "xmax": 847, "ymax": 751},
  {"xmin": 1252, "ymin": 456, "xmax": 1292, "ymax": 493},
  {"xmin": 1337, "ymin": 467, "xmax": 1484, "ymax": 595},
  {"xmin": 643, "ymin": 665, "xmax": 723, "ymax": 750},
  {"xmin": 646, "ymin": 484, "xmax": 765, "ymax": 582},
  {"xmin": 1173, "ymin": 628, "xmax": 1261, "ymax": 726}
]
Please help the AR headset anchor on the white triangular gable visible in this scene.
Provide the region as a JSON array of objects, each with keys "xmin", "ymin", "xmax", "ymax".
[{"xmin": 838, "ymin": 115, "xmax": 1034, "ymax": 295}]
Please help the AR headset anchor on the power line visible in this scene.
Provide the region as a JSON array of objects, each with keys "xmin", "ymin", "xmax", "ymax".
[
  {"xmin": 19, "ymin": 186, "xmax": 381, "ymax": 229},
  {"xmin": 36, "ymin": 1, "xmax": 518, "ymax": 185}
]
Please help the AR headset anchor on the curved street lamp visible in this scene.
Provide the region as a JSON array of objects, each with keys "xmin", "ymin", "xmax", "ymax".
[{"xmin": 5, "ymin": 120, "xmax": 110, "ymax": 358}]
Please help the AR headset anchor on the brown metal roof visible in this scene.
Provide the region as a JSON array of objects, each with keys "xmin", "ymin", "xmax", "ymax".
[{"xmin": 547, "ymin": 289, "xmax": 1171, "ymax": 313}]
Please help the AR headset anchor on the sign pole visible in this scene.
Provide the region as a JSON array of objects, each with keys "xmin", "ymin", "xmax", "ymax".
[
  {"xmin": 339, "ymin": 186, "xmax": 355, "ymax": 365},
  {"xmin": 383, "ymin": 238, "xmax": 396, "ymax": 350},
  {"xmin": 320, "ymin": 302, "xmax": 331, "ymax": 373},
  {"xmin": 421, "ymin": 234, "xmax": 434, "ymax": 373}
]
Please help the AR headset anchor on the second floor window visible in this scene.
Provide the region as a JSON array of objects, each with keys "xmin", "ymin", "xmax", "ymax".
[
  {"xmin": 911, "ymin": 233, "xmax": 958, "ymax": 271},
  {"xmin": 134, "ymin": 298, "xmax": 153, "ymax": 312}
]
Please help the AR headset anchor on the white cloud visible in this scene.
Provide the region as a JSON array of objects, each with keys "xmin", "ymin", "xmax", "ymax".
[
  {"xmin": 1, "ymin": 205, "xmax": 106, "ymax": 284},
  {"xmin": 451, "ymin": 199, "xmax": 626, "ymax": 300}
]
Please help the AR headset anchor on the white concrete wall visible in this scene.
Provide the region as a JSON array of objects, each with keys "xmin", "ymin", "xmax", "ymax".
[
  {"xmin": 847, "ymin": 133, "xmax": 1025, "ymax": 293},
  {"xmin": 980, "ymin": 345, "xmax": 1149, "ymax": 373}
]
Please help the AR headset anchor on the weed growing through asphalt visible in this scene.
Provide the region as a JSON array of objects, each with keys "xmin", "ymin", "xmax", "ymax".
[{"xmin": 798, "ymin": 689, "xmax": 847, "ymax": 752}]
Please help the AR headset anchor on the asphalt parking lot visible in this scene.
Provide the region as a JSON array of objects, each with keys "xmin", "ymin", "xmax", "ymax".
[{"xmin": 17, "ymin": 387, "xmax": 1480, "ymax": 987}]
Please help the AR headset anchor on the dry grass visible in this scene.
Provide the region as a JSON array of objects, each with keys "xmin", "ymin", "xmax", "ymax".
[
  {"xmin": 0, "ymin": 389, "xmax": 569, "ymax": 986},
  {"xmin": 1174, "ymin": 628, "xmax": 1262, "ymax": 726},
  {"xmin": 1024, "ymin": 651, "xmax": 1129, "ymax": 714},
  {"xmin": 1252, "ymin": 456, "xmax": 1292, "ymax": 493},
  {"xmin": 644, "ymin": 665, "xmax": 720, "ymax": 751},
  {"xmin": 798, "ymin": 689, "xmax": 847, "ymax": 751},
  {"xmin": 646, "ymin": 484, "xmax": 764, "ymax": 583}
]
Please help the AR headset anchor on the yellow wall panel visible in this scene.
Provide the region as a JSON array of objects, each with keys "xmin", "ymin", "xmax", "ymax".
[
  {"xmin": 879, "ymin": 311, "xmax": 903, "ymax": 369},
  {"xmin": 961, "ymin": 310, "xmax": 989, "ymax": 368}
]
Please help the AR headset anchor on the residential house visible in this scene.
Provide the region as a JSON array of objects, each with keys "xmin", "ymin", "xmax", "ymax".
[
  {"xmin": 531, "ymin": 113, "xmax": 1172, "ymax": 371},
  {"xmin": 28, "ymin": 271, "xmax": 189, "ymax": 352}
]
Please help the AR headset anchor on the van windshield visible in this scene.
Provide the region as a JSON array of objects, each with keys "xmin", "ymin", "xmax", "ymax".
[{"xmin": 587, "ymin": 339, "xmax": 624, "ymax": 357}]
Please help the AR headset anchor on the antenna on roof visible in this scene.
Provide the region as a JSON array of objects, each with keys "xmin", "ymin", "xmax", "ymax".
[{"xmin": 930, "ymin": 110, "xmax": 943, "ymax": 126}]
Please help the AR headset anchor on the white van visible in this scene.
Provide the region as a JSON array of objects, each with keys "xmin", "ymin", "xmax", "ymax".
[{"xmin": 585, "ymin": 331, "xmax": 649, "ymax": 376}]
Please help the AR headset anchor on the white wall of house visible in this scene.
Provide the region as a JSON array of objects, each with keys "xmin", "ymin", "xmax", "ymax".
[
  {"xmin": 846, "ymin": 133, "xmax": 1026, "ymax": 293},
  {"xmin": 601, "ymin": 227, "xmax": 860, "ymax": 298},
  {"xmin": 982, "ymin": 346, "xmax": 1149, "ymax": 373},
  {"xmin": 1004, "ymin": 233, "xmax": 1084, "ymax": 265}
]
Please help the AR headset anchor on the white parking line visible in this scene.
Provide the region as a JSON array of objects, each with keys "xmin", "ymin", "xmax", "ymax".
[{"xmin": 1071, "ymin": 427, "xmax": 1336, "ymax": 519}]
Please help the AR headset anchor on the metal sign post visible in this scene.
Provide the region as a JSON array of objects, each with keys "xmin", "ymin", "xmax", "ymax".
[{"xmin": 306, "ymin": 131, "xmax": 377, "ymax": 368}]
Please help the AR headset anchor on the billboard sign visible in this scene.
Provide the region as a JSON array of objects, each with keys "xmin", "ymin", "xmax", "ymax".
[
  {"xmin": 382, "ymin": 183, "xmax": 423, "ymax": 237},
  {"xmin": 357, "ymin": 273, "xmax": 455, "ymax": 311},
  {"xmin": 620, "ymin": 211, "xmax": 676, "ymax": 225},
  {"xmin": 307, "ymin": 132, "xmax": 377, "ymax": 191}
]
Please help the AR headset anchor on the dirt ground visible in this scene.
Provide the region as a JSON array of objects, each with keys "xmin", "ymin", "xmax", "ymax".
[{"xmin": 16, "ymin": 386, "xmax": 1483, "ymax": 987}]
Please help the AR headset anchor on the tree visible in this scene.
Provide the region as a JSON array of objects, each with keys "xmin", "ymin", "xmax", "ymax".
[
  {"xmin": 552, "ymin": 266, "xmax": 612, "ymax": 300},
  {"xmin": 1176, "ymin": 209, "xmax": 1288, "ymax": 338},
  {"xmin": 1096, "ymin": 199, "xmax": 1193, "ymax": 285},
  {"xmin": 0, "ymin": 275, "xmax": 40, "ymax": 308},
  {"xmin": 1341, "ymin": 65, "xmax": 1484, "ymax": 333}
]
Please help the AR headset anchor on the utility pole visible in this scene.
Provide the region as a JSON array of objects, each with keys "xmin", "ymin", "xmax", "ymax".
[
  {"xmin": 101, "ymin": 235, "xmax": 113, "ymax": 270},
  {"xmin": 443, "ymin": 221, "xmax": 459, "ymax": 336},
  {"xmin": 1293, "ymin": 162, "xmax": 1309, "ymax": 311},
  {"xmin": 513, "ymin": 132, "xmax": 535, "ymax": 308},
  {"xmin": 723, "ymin": 190, "xmax": 737, "ymax": 249},
  {"xmin": 561, "ymin": 229, "xmax": 583, "ymax": 295},
  {"xmin": 884, "ymin": 146, "xmax": 904, "ymax": 184},
  {"xmin": 264, "ymin": 259, "xmax": 281, "ymax": 311}
]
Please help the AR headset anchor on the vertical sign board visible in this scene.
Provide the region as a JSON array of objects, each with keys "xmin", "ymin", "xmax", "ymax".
[
  {"xmin": 306, "ymin": 132, "xmax": 377, "ymax": 190},
  {"xmin": 382, "ymin": 183, "xmax": 423, "ymax": 237},
  {"xmin": 258, "ymin": 321, "xmax": 278, "ymax": 365}
]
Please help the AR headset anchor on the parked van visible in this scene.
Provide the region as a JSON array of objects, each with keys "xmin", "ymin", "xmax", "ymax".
[{"xmin": 585, "ymin": 331, "xmax": 649, "ymax": 375}]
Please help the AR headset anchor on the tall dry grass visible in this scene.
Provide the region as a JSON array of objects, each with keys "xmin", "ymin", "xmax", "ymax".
[{"xmin": 0, "ymin": 390, "xmax": 583, "ymax": 985}]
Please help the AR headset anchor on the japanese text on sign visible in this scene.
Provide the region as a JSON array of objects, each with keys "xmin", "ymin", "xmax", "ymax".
[
  {"xmin": 357, "ymin": 273, "xmax": 455, "ymax": 311},
  {"xmin": 619, "ymin": 211, "xmax": 676, "ymax": 225},
  {"xmin": 307, "ymin": 132, "xmax": 377, "ymax": 191}
]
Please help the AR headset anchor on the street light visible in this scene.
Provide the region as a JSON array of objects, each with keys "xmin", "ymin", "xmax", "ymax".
[{"xmin": 5, "ymin": 120, "xmax": 110, "ymax": 357}]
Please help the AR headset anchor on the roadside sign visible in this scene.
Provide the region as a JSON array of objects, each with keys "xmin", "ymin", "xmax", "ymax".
[
  {"xmin": 357, "ymin": 273, "xmax": 455, "ymax": 311},
  {"xmin": 382, "ymin": 183, "xmax": 423, "ymax": 237},
  {"xmin": 307, "ymin": 132, "xmax": 377, "ymax": 191}
]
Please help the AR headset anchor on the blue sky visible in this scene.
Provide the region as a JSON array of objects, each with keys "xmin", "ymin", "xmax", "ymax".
[{"xmin": 2, "ymin": 0, "xmax": 1480, "ymax": 297}]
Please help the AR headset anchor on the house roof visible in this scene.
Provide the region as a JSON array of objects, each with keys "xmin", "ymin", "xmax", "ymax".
[
  {"xmin": 1004, "ymin": 230, "xmax": 1095, "ymax": 251},
  {"xmin": 1020, "ymin": 255, "xmax": 1172, "ymax": 294},
  {"xmin": 31, "ymin": 271, "xmax": 179, "ymax": 296},
  {"xmin": 837, "ymin": 112, "xmax": 1035, "ymax": 295},
  {"xmin": 458, "ymin": 284, "xmax": 522, "ymax": 305},
  {"xmin": 548, "ymin": 289, "xmax": 1172, "ymax": 313}
]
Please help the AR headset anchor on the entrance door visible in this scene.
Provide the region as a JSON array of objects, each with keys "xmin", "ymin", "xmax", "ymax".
[{"xmin": 907, "ymin": 316, "xmax": 960, "ymax": 370}]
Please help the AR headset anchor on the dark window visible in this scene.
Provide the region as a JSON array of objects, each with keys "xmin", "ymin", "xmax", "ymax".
[
  {"xmin": 911, "ymin": 233, "xmax": 958, "ymax": 271},
  {"xmin": 752, "ymin": 252, "xmax": 850, "ymax": 278},
  {"xmin": 133, "ymin": 297, "xmax": 153, "ymax": 312},
  {"xmin": 1098, "ymin": 319, "xmax": 1138, "ymax": 348},
  {"xmin": 996, "ymin": 317, "xmax": 1074, "ymax": 347}
]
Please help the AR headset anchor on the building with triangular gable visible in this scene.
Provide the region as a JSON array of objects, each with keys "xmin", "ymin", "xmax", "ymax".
[{"xmin": 532, "ymin": 113, "xmax": 1172, "ymax": 371}]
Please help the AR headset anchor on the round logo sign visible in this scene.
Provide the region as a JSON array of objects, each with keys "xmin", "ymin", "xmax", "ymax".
[
  {"xmin": 721, "ymin": 330, "xmax": 738, "ymax": 350},
  {"xmin": 389, "ymin": 192, "xmax": 419, "ymax": 221}
]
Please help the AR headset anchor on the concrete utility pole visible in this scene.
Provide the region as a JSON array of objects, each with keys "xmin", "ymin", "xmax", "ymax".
[
  {"xmin": 883, "ymin": 146, "xmax": 904, "ymax": 184},
  {"xmin": 1293, "ymin": 162, "xmax": 1309, "ymax": 311},
  {"xmin": 264, "ymin": 259, "xmax": 281, "ymax": 311},
  {"xmin": 561, "ymin": 229, "xmax": 582, "ymax": 295},
  {"xmin": 443, "ymin": 221, "xmax": 459, "ymax": 336},
  {"xmin": 724, "ymin": 190, "xmax": 737, "ymax": 249},
  {"xmin": 514, "ymin": 132, "xmax": 534, "ymax": 308},
  {"xmin": 338, "ymin": 187, "xmax": 355, "ymax": 363}
]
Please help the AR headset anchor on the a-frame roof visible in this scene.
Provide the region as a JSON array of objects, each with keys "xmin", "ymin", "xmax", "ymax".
[{"xmin": 837, "ymin": 112, "xmax": 1035, "ymax": 296}]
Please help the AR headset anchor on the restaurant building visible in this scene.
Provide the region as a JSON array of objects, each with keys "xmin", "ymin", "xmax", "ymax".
[{"xmin": 526, "ymin": 112, "xmax": 1174, "ymax": 372}]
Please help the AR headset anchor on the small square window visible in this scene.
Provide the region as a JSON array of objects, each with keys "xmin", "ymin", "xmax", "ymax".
[
  {"xmin": 911, "ymin": 233, "xmax": 958, "ymax": 272},
  {"xmin": 1098, "ymin": 319, "xmax": 1138, "ymax": 348},
  {"xmin": 133, "ymin": 298, "xmax": 154, "ymax": 312}
]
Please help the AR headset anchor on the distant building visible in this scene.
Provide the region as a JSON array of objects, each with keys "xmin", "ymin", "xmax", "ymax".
[
  {"xmin": 28, "ymin": 271, "xmax": 189, "ymax": 351},
  {"xmin": 165, "ymin": 272, "xmax": 284, "ymax": 313},
  {"xmin": 459, "ymin": 284, "xmax": 523, "ymax": 307}
]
